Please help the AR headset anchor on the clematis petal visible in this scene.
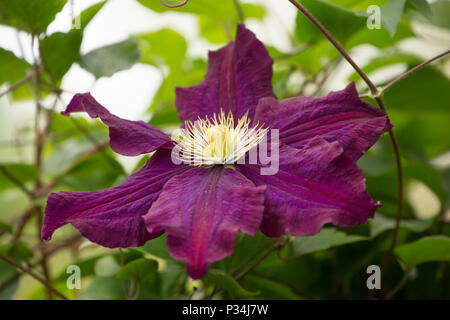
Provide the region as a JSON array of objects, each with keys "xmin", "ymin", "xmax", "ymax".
[
  {"xmin": 238, "ymin": 137, "xmax": 379, "ymax": 237},
  {"xmin": 42, "ymin": 149, "xmax": 188, "ymax": 248},
  {"xmin": 63, "ymin": 93, "xmax": 173, "ymax": 156},
  {"xmin": 142, "ymin": 166, "xmax": 266, "ymax": 279},
  {"xmin": 253, "ymin": 83, "xmax": 392, "ymax": 161},
  {"xmin": 175, "ymin": 24, "xmax": 275, "ymax": 122}
]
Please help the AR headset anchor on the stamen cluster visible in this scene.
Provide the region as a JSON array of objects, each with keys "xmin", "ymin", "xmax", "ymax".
[{"xmin": 174, "ymin": 110, "xmax": 267, "ymax": 166}]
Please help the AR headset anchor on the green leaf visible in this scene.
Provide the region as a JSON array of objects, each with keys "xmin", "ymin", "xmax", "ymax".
[
  {"xmin": 326, "ymin": 0, "xmax": 388, "ymax": 11},
  {"xmin": 365, "ymin": 159, "xmax": 446, "ymax": 218},
  {"xmin": 403, "ymin": 161, "xmax": 447, "ymax": 205},
  {"xmin": 196, "ymin": 3, "xmax": 264, "ymax": 45},
  {"xmin": 0, "ymin": 243, "xmax": 32, "ymax": 295},
  {"xmin": 79, "ymin": 276, "xmax": 126, "ymax": 300},
  {"xmin": 54, "ymin": 251, "xmax": 143, "ymax": 283},
  {"xmin": 0, "ymin": 0, "xmax": 67, "ymax": 34},
  {"xmin": 272, "ymin": 68, "xmax": 294, "ymax": 99},
  {"xmin": 26, "ymin": 280, "xmax": 73, "ymax": 300},
  {"xmin": 0, "ymin": 221, "xmax": 12, "ymax": 234},
  {"xmin": 408, "ymin": 0, "xmax": 432, "ymax": 20},
  {"xmin": 95, "ymin": 256, "xmax": 122, "ymax": 277},
  {"xmin": 0, "ymin": 51, "xmax": 51, "ymax": 99},
  {"xmin": 369, "ymin": 214, "xmax": 433, "ymax": 238},
  {"xmin": 0, "ymin": 242, "xmax": 33, "ymax": 261},
  {"xmin": 60, "ymin": 153, "xmax": 124, "ymax": 191},
  {"xmin": 0, "ymin": 48, "xmax": 30, "ymax": 87},
  {"xmin": 117, "ymin": 258, "xmax": 160, "ymax": 299},
  {"xmin": 0, "ymin": 262, "xmax": 17, "ymax": 288},
  {"xmin": 219, "ymin": 231, "xmax": 273, "ymax": 273},
  {"xmin": 346, "ymin": 20, "xmax": 414, "ymax": 49},
  {"xmin": 198, "ymin": 15, "xmax": 228, "ymax": 44},
  {"xmin": 275, "ymin": 40, "xmax": 337, "ymax": 76},
  {"xmin": 44, "ymin": 133, "xmax": 108, "ymax": 175},
  {"xmin": 395, "ymin": 236, "xmax": 450, "ymax": 268},
  {"xmin": 135, "ymin": 234, "xmax": 173, "ymax": 260},
  {"xmin": 0, "ymin": 163, "xmax": 36, "ymax": 193},
  {"xmin": 384, "ymin": 66, "xmax": 450, "ymax": 112},
  {"xmin": 138, "ymin": 29, "xmax": 187, "ymax": 69},
  {"xmin": 242, "ymin": 274, "xmax": 302, "ymax": 300},
  {"xmin": 0, "ymin": 191, "xmax": 30, "ymax": 221},
  {"xmin": 0, "ymin": 275, "xmax": 19, "ymax": 300},
  {"xmin": 160, "ymin": 262, "xmax": 184, "ymax": 298},
  {"xmin": 137, "ymin": 0, "xmax": 236, "ymax": 20},
  {"xmin": 380, "ymin": 0, "xmax": 406, "ymax": 36},
  {"xmin": 54, "ymin": 256, "xmax": 99, "ymax": 282},
  {"xmin": 295, "ymin": 0, "xmax": 366, "ymax": 44},
  {"xmin": 430, "ymin": 0, "xmax": 450, "ymax": 29},
  {"xmin": 292, "ymin": 228, "xmax": 368, "ymax": 256},
  {"xmin": 241, "ymin": 3, "xmax": 266, "ymax": 20},
  {"xmin": 204, "ymin": 269, "xmax": 258, "ymax": 299},
  {"xmin": 74, "ymin": 0, "xmax": 107, "ymax": 30},
  {"xmin": 49, "ymin": 112, "xmax": 107, "ymax": 142},
  {"xmin": 149, "ymin": 106, "xmax": 181, "ymax": 127},
  {"xmin": 40, "ymin": 30, "xmax": 83, "ymax": 80},
  {"xmin": 358, "ymin": 151, "xmax": 395, "ymax": 175},
  {"xmin": 80, "ymin": 37, "xmax": 141, "ymax": 78},
  {"xmin": 148, "ymin": 72, "xmax": 179, "ymax": 113},
  {"xmin": 440, "ymin": 167, "xmax": 450, "ymax": 207},
  {"xmin": 138, "ymin": 1, "xmax": 264, "ymax": 45},
  {"xmin": 365, "ymin": 165, "xmax": 411, "ymax": 216},
  {"xmin": 148, "ymin": 58, "xmax": 206, "ymax": 113},
  {"xmin": 348, "ymin": 52, "xmax": 420, "ymax": 83},
  {"xmin": 116, "ymin": 258, "xmax": 158, "ymax": 283},
  {"xmin": 0, "ymin": 261, "xmax": 18, "ymax": 297},
  {"xmin": 390, "ymin": 109, "xmax": 450, "ymax": 159},
  {"xmin": 382, "ymin": 66, "xmax": 450, "ymax": 158}
]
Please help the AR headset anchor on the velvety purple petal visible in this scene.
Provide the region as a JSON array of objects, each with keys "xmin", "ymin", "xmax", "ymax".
[
  {"xmin": 142, "ymin": 166, "xmax": 265, "ymax": 279},
  {"xmin": 175, "ymin": 24, "xmax": 275, "ymax": 122},
  {"xmin": 238, "ymin": 137, "xmax": 379, "ymax": 237},
  {"xmin": 253, "ymin": 83, "xmax": 392, "ymax": 161},
  {"xmin": 63, "ymin": 93, "xmax": 173, "ymax": 156},
  {"xmin": 42, "ymin": 149, "xmax": 188, "ymax": 248}
]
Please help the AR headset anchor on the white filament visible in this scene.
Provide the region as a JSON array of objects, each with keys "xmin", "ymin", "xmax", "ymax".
[{"xmin": 174, "ymin": 110, "xmax": 267, "ymax": 166}]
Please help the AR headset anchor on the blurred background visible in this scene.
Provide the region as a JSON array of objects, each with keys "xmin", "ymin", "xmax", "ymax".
[{"xmin": 0, "ymin": 0, "xmax": 449, "ymax": 300}]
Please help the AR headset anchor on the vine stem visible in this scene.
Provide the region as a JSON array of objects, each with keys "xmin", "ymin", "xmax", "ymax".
[
  {"xmin": 385, "ymin": 268, "xmax": 412, "ymax": 300},
  {"xmin": 0, "ymin": 165, "xmax": 35, "ymax": 199},
  {"xmin": 30, "ymin": 32, "xmax": 54, "ymax": 300},
  {"xmin": 274, "ymin": 44, "xmax": 310, "ymax": 61},
  {"xmin": 0, "ymin": 75, "xmax": 32, "ymax": 98},
  {"xmin": 234, "ymin": 236, "xmax": 290, "ymax": 281},
  {"xmin": 1, "ymin": 141, "xmax": 108, "ymax": 239},
  {"xmin": 0, "ymin": 252, "xmax": 68, "ymax": 300},
  {"xmin": 287, "ymin": 0, "xmax": 403, "ymax": 272},
  {"xmin": 287, "ymin": 0, "xmax": 378, "ymax": 94},
  {"xmin": 160, "ymin": 0, "xmax": 189, "ymax": 8},
  {"xmin": 359, "ymin": 49, "xmax": 450, "ymax": 98},
  {"xmin": 381, "ymin": 49, "xmax": 450, "ymax": 92},
  {"xmin": 229, "ymin": 240, "xmax": 277, "ymax": 276},
  {"xmin": 288, "ymin": 0, "xmax": 403, "ymax": 261},
  {"xmin": 12, "ymin": 205, "xmax": 38, "ymax": 244},
  {"xmin": 234, "ymin": 247, "xmax": 277, "ymax": 281},
  {"xmin": 34, "ymin": 140, "xmax": 109, "ymax": 198},
  {"xmin": 233, "ymin": 0, "xmax": 244, "ymax": 23},
  {"xmin": 206, "ymin": 237, "xmax": 290, "ymax": 300}
]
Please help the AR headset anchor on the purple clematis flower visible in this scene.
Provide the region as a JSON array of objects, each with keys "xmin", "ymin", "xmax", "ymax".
[{"xmin": 42, "ymin": 25, "xmax": 391, "ymax": 279}]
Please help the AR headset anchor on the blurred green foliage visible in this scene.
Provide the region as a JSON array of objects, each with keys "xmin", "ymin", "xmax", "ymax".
[{"xmin": 0, "ymin": 0, "xmax": 449, "ymax": 300}]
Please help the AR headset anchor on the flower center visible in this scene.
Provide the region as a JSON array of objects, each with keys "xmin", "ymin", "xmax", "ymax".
[{"xmin": 174, "ymin": 110, "xmax": 267, "ymax": 166}]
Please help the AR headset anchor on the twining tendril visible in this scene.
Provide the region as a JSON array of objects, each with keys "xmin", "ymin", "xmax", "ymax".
[{"xmin": 160, "ymin": 0, "xmax": 189, "ymax": 8}]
